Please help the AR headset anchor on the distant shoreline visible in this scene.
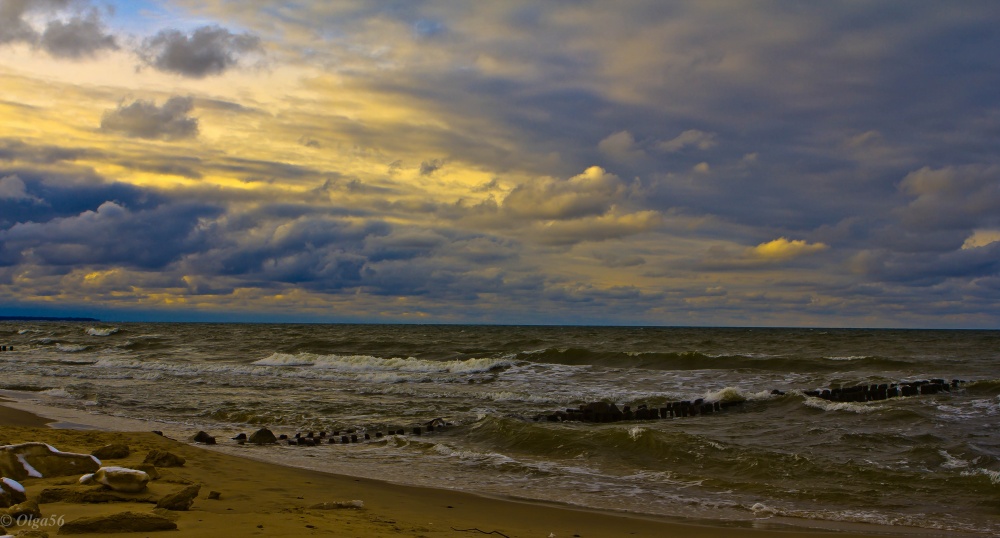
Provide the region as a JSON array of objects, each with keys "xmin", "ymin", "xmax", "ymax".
[{"xmin": 0, "ymin": 316, "xmax": 100, "ymax": 322}]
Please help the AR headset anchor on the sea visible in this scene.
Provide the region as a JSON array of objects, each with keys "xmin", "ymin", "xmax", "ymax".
[{"xmin": 1, "ymin": 322, "xmax": 998, "ymax": 535}]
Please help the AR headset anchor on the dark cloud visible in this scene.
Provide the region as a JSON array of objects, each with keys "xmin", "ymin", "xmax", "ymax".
[
  {"xmin": 139, "ymin": 25, "xmax": 262, "ymax": 78},
  {"xmin": 298, "ymin": 136, "xmax": 321, "ymax": 149},
  {"xmin": 40, "ymin": 12, "xmax": 117, "ymax": 58},
  {"xmin": 0, "ymin": 0, "xmax": 69, "ymax": 46},
  {"xmin": 854, "ymin": 243, "xmax": 1000, "ymax": 287},
  {"xmin": 0, "ymin": 167, "xmax": 164, "ymax": 231},
  {"xmin": 419, "ymin": 158, "xmax": 445, "ymax": 176},
  {"xmin": 100, "ymin": 97, "xmax": 199, "ymax": 141},
  {"xmin": 0, "ymin": 1, "xmax": 116, "ymax": 59},
  {"xmin": 1, "ymin": 185, "xmax": 220, "ymax": 270},
  {"xmin": 0, "ymin": 138, "xmax": 97, "ymax": 163}
]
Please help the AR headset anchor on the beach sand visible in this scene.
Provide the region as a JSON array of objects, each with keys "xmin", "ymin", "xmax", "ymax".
[{"xmin": 0, "ymin": 401, "xmax": 906, "ymax": 537}]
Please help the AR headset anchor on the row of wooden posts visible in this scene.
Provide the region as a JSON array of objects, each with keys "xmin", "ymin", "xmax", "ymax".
[
  {"xmin": 537, "ymin": 379, "xmax": 967, "ymax": 423},
  {"xmin": 803, "ymin": 378, "xmax": 961, "ymax": 402},
  {"xmin": 190, "ymin": 379, "xmax": 969, "ymax": 446}
]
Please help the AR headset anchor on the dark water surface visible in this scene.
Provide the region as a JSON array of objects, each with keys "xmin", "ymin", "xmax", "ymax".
[{"xmin": 2, "ymin": 323, "xmax": 998, "ymax": 534}]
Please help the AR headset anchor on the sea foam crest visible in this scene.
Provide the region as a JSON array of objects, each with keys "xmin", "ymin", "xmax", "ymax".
[
  {"xmin": 701, "ymin": 386, "xmax": 776, "ymax": 403},
  {"xmin": 802, "ymin": 397, "xmax": 878, "ymax": 414},
  {"xmin": 251, "ymin": 352, "xmax": 513, "ymax": 375},
  {"xmin": 86, "ymin": 327, "xmax": 119, "ymax": 337},
  {"xmin": 55, "ymin": 344, "xmax": 88, "ymax": 353}
]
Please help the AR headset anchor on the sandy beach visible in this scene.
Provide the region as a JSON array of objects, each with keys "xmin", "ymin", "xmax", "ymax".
[{"xmin": 0, "ymin": 400, "xmax": 922, "ymax": 538}]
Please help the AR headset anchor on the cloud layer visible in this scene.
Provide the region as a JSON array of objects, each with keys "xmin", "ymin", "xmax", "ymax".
[{"xmin": 1, "ymin": 1, "xmax": 1000, "ymax": 327}]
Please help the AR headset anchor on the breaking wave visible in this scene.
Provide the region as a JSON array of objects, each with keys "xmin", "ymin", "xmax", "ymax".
[{"xmin": 86, "ymin": 327, "xmax": 119, "ymax": 337}]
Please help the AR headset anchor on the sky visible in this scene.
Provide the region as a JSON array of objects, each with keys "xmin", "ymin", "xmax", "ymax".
[{"xmin": 1, "ymin": 0, "xmax": 1000, "ymax": 327}]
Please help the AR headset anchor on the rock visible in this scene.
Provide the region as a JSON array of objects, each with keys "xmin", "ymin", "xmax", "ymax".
[
  {"xmin": 231, "ymin": 433, "xmax": 247, "ymax": 441},
  {"xmin": 37, "ymin": 487, "xmax": 156, "ymax": 504},
  {"xmin": 132, "ymin": 464, "xmax": 160, "ymax": 480},
  {"xmin": 207, "ymin": 490, "xmax": 221, "ymax": 500},
  {"xmin": 5, "ymin": 499, "xmax": 41, "ymax": 520},
  {"xmin": 142, "ymin": 450, "xmax": 185, "ymax": 468},
  {"xmin": 57, "ymin": 511, "xmax": 177, "ymax": 534},
  {"xmin": 1, "ymin": 477, "xmax": 27, "ymax": 508},
  {"xmin": 248, "ymin": 428, "xmax": 277, "ymax": 445},
  {"xmin": 155, "ymin": 484, "xmax": 200, "ymax": 511},
  {"xmin": 191, "ymin": 431, "xmax": 216, "ymax": 445},
  {"xmin": 91, "ymin": 444, "xmax": 130, "ymax": 460},
  {"xmin": 0, "ymin": 443, "xmax": 100, "ymax": 481},
  {"xmin": 79, "ymin": 467, "xmax": 149, "ymax": 493}
]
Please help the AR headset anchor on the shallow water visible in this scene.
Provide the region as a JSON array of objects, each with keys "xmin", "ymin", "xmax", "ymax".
[{"xmin": 2, "ymin": 323, "xmax": 998, "ymax": 534}]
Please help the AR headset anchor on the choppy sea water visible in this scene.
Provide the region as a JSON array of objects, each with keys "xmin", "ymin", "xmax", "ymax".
[{"xmin": 1, "ymin": 323, "xmax": 998, "ymax": 534}]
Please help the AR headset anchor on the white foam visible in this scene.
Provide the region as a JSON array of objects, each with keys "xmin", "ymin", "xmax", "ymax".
[
  {"xmin": 39, "ymin": 388, "xmax": 74, "ymax": 398},
  {"xmin": 702, "ymin": 386, "xmax": 777, "ymax": 403},
  {"xmin": 86, "ymin": 327, "xmax": 119, "ymax": 337},
  {"xmin": 802, "ymin": 397, "xmax": 878, "ymax": 414},
  {"xmin": 55, "ymin": 344, "xmax": 88, "ymax": 352},
  {"xmin": 252, "ymin": 352, "xmax": 514, "ymax": 375},
  {"xmin": 961, "ymin": 468, "xmax": 1000, "ymax": 485},
  {"xmin": 939, "ymin": 450, "xmax": 970, "ymax": 469}
]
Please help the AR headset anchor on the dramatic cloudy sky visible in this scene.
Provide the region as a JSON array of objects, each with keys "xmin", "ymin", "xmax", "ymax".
[{"xmin": 2, "ymin": 1, "xmax": 999, "ymax": 327}]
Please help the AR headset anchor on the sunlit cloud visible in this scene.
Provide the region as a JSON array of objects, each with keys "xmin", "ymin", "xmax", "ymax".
[{"xmin": 751, "ymin": 238, "xmax": 829, "ymax": 261}]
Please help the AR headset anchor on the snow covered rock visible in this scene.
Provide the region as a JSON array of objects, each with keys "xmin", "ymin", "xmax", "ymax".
[
  {"xmin": 79, "ymin": 467, "xmax": 150, "ymax": 493},
  {"xmin": 0, "ymin": 477, "xmax": 26, "ymax": 508},
  {"xmin": 0, "ymin": 443, "xmax": 100, "ymax": 481}
]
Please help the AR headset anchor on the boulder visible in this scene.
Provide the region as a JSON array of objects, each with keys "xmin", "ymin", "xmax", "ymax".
[
  {"xmin": 132, "ymin": 464, "xmax": 160, "ymax": 480},
  {"xmin": 4, "ymin": 499, "xmax": 41, "ymax": 520},
  {"xmin": 191, "ymin": 431, "xmax": 216, "ymax": 445},
  {"xmin": 91, "ymin": 444, "xmax": 130, "ymax": 460},
  {"xmin": 1, "ymin": 477, "xmax": 27, "ymax": 508},
  {"xmin": 57, "ymin": 511, "xmax": 177, "ymax": 534},
  {"xmin": 0, "ymin": 443, "xmax": 100, "ymax": 481},
  {"xmin": 142, "ymin": 450, "xmax": 184, "ymax": 468},
  {"xmin": 79, "ymin": 467, "xmax": 150, "ymax": 493},
  {"xmin": 155, "ymin": 484, "xmax": 200, "ymax": 511},
  {"xmin": 248, "ymin": 428, "xmax": 277, "ymax": 445}
]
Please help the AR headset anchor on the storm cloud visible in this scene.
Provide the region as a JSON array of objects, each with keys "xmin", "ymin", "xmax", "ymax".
[
  {"xmin": 100, "ymin": 97, "xmax": 199, "ymax": 140},
  {"xmin": 0, "ymin": 0, "xmax": 117, "ymax": 59},
  {"xmin": 2, "ymin": 1, "xmax": 1000, "ymax": 326},
  {"xmin": 139, "ymin": 25, "xmax": 262, "ymax": 78},
  {"xmin": 40, "ymin": 13, "xmax": 118, "ymax": 59}
]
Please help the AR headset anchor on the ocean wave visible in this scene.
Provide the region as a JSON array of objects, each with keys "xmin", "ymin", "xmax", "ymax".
[
  {"xmin": 961, "ymin": 467, "xmax": 1000, "ymax": 485},
  {"xmin": 747, "ymin": 501, "xmax": 993, "ymax": 534},
  {"xmin": 55, "ymin": 344, "xmax": 88, "ymax": 353},
  {"xmin": 86, "ymin": 327, "xmax": 119, "ymax": 337},
  {"xmin": 38, "ymin": 388, "xmax": 75, "ymax": 398},
  {"xmin": 514, "ymin": 348, "xmax": 914, "ymax": 372},
  {"xmin": 82, "ymin": 353, "xmax": 511, "ymax": 385},
  {"xmin": 802, "ymin": 397, "xmax": 880, "ymax": 414},
  {"xmin": 251, "ymin": 352, "xmax": 514, "ymax": 375}
]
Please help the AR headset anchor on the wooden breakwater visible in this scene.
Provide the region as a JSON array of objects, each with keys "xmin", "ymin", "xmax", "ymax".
[
  {"xmin": 535, "ymin": 379, "xmax": 968, "ymax": 423},
  {"xmin": 186, "ymin": 379, "xmax": 969, "ymax": 447},
  {"xmin": 803, "ymin": 378, "xmax": 960, "ymax": 402}
]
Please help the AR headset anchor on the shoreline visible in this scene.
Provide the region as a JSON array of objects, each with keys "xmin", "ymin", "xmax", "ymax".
[{"xmin": 0, "ymin": 399, "xmax": 964, "ymax": 537}]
